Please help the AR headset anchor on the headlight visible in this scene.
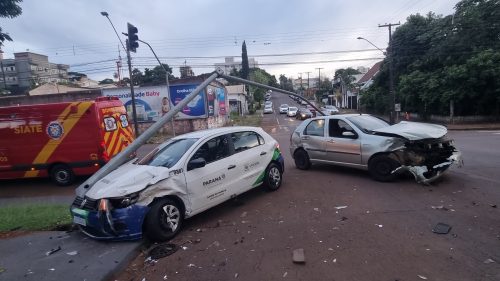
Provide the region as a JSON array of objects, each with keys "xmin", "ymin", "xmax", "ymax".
[{"xmin": 108, "ymin": 192, "xmax": 140, "ymax": 208}]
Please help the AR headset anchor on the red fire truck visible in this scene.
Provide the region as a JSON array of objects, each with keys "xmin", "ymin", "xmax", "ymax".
[{"xmin": 0, "ymin": 97, "xmax": 134, "ymax": 185}]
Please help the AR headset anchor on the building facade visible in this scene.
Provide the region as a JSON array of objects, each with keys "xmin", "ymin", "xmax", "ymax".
[
  {"xmin": 214, "ymin": 57, "xmax": 259, "ymax": 75},
  {"xmin": 0, "ymin": 52, "xmax": 69, "ymax": 92}
]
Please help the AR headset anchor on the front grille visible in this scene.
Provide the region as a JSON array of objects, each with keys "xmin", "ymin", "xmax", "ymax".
[{"xmin": 72, "ymin": 196, "xmax": 98, "ymax": 211}]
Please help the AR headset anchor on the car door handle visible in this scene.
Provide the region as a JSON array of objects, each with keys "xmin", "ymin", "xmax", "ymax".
[
  {"xmin": 327, "ymin": 139, "xmax": 336, "ymax": 143},
  {"xmin": 301, "ymin": 136, "xmax": 309, "ymax": 140},
  {"xmin": 228, "ymin": 165, "xmax": 236, "ymax": 170},
  {"xmin": 260, "ymin": 152, "xmax": 267, "ymax": 156}
]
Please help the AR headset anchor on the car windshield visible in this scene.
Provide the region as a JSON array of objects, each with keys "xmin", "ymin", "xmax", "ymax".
[
  {"xmin": 346, "ymin": 115, "xmax": 390, "ymax": 133},
  {"xmin": 325, "ymin": 105, "xmax": 337, "ymax": 110},
  {"xmin": 289, "ymin": 107, "xmax": 298, "ymax": 111},
  {"xmin": 280, "ymin": 104, "xmax": 288, "ymax": 108},
  {"xmin": 138, "ymin": 138, "xmax": 198, "ymax": 168}
]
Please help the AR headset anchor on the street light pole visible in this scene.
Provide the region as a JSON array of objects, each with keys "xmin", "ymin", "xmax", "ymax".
[
  {"xmin": 357, "ymin": 34, "xmax": 397, "ymax": 124},
  {"xmin": 101, "ymin": 12, "xmax": 139, "ymax": 136},
  {"xmin": 137, "ymin": 38, "xmax": 176, "ymax": 136}
]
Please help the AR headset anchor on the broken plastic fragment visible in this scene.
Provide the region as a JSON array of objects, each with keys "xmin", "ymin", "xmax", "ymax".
[
  {"xmin": 66, "ymin": 251, "xmax": 78, "ymax": 256},
  {"xmin": 483, "ymin": 258, "xmax": 495, "ymax": 264},
  {"xmin": 335, "ymin": 206, "xmax": 347, "ymax": 210},
  {"xmin": 417, "ymin": 275, "xmax": 428, "ymax": 280},
  {"xmin": 45, "ymin": 246, "xmax": 61, "ymax": 256}
]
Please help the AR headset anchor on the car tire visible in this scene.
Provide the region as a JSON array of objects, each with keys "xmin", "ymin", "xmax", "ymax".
[
  {"xmin": 264, "ymin": 163, "xmax": 282, "ymax": 191},
  {"xmin": 294, "ymin": 149, "xmax": 311, "ymax": 170},
  {"xmin": 368, "ymin": 154, "xmax": 400, "ymax": 182},
  {"xmin": 50, "ymin": 164, "xmax": 74, "ymax": 186},
  {"xmin": 144, "ymin": 198, "xmax": 184, "ymax": 242}
]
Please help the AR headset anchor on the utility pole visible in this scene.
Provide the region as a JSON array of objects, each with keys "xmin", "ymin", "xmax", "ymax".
[
  {"xmin": 298, "ymin": 72, "xmax": 302, "ymax": 94},
  {"xmin": 379, "ymin": 22, "xmax": 400, "ymax": 124},
  {"xmin": 316, "ymin": 67, "xmax": 323, "ymax": 90},
  {"xmin": 0, "ymin": 61, "xmax": 6, "ymax": 89},
  {"xmin": 305, "ymin": 71, "xmax": 311, "ymax": 90}
]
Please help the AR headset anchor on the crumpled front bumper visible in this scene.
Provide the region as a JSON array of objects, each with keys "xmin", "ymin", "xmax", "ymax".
[
  {"xmin": 393, "ymin": 150, "xmax": 463, "ymax": 185},
  {"xmin": 71, "ymin": 203, "xmax": 149, "ymax": 241}
]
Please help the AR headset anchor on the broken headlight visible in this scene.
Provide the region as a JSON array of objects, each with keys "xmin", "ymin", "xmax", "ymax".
[{"xmin": 108, "ymin": 192, "xmax": 140, "ymax": 209}]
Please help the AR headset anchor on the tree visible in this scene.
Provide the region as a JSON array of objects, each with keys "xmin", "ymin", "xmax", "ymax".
[
  {"xmin": 241, "ymin": 41, "xmax": 249, "ymax": 79},
  {"xmin": 0, "ymin": 0, "xmax": 23, "ymax": 48},
  {"xmin": 361, "ymin": 0, "xmax": 500, "ymax": 118}
]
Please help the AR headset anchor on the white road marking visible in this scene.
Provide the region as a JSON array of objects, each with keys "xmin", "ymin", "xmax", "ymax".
[
  {"xmin": 276, "ymin": 117, "xmax": 280, "ymax": 125},
  {"xmin": 271, "ymin": 127, "xmax": 277, "ymax": 133}
]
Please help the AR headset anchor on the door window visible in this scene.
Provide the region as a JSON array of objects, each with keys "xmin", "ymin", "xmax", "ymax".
[
  {"xmin": 304, "ymin": 119, "xmax": 325, "ymax": 137},
  {"xmin": 231, "ymin": 131, "xmax": 262, "ymax": 153},
  {"xmin": 191, "ymin": 134, "xmax": 231, "ymax": 164},
  {"xmin": 329, "ymin": 119, "xmax": 355, "ymax": 138}
]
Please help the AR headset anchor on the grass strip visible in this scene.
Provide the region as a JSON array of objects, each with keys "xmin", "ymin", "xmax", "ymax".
[{"xmin": 0, "ymin": 204, "xmax": 72, "ymax": 232}]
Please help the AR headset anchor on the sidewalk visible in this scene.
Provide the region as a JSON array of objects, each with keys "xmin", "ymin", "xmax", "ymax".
[{"xmin": 0, "ymin": 230, "xmax": 140, "ymax": 281}]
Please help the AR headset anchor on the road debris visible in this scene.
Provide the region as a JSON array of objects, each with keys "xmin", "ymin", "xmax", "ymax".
[
  {"xmin": 240, "ymin": 212, "xmax": 247, "ymax": 218},
  {"xmin": 188, "ymin": 263, "xmax": 196, "ymax": 267},
  {"xmin": 483, "ymin": 258, "xmax": 495, "ymax": 264},
  {"xmin": 375, "ymin": 224, "xmax": 383, "ymax": 228},
  {"xmin": 181, "ymin": 246, "xmax": 188, "ymax": 250},
  {"xmin": 313, "ymin": 208, "xmax": 320, "ymax": 212},
  {"xmin": 234, "ymin": 273, "xmax": 239, "ymax": 278},
  {"xmin": 66, "ymin": 251, "xmax": 78, "ymax": 256},
  {"xmin": 490, "ymin": 204, "xmax": 497, "ymax": 208},
  {"xmin": 335, "ymin": 206, "xmax": 347, "ymax": 210},
  {"xmin": 283, "ymin": 272, "xmax": 288, "ymax": 277},
  {"xmin": 432, "ymin": 223, "xmax": 452, "ymax": 234},
  {"xmin": 45, "ymin": 246, "xmax": 61, "ymax": 256},
  {"xmin": 418, "ymin": 275, "xmax": 428, "ymax": 280},
  {"xmin": 292, "ymin": 248, "xmax": 306, "ymax": 264},
  {"xmin": 148, "ymin": 243, "xmax": 178, "ymax": 260},
  {"xmin": 431, "ymin": 205, "xmax": 449, "ymax": 211}
]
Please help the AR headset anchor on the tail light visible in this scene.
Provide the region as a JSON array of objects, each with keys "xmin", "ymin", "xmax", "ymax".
[
  {"xmin": 275, "ymin": 142, "xmax": 280, "ymax": 151},
  {"xmin": 98, "ymin": 199, "xmax": 109, "ymax": 212},
  {"xmin": 100, "ymin": 141, "xmax": 110, "ymax": 162}
]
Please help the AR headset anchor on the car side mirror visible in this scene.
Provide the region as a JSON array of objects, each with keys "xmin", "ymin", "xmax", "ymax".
[
  {"xmin": 342, "ymin": 131, "xmax": 356, "ymax": 138},
  {"xmin": 188, "ymin": 157, "xmax": 206, "ymax": 171}
]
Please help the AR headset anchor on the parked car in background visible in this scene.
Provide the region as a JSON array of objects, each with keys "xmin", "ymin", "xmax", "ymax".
[
  {"xmin": 264, "ymin": 104, "xmax": 274, "ymax": 114},
  {"xmin": 279, "ymin": 104, "xmax": 289, "ymax": 114},
  {"xmin": 296, "ymin": 108, "xmax": 313, "ymax": 120},
  {"xmin": 72, "ymin": 126, "xmax": 285, "ymax": 241},
  {"xmin": 321, "ymin": 105, "xmax": 339, "ymax": 115},
  {"xmin": 287, "ymin": 107, "xmax": 298, "ymax": 117},
  {"xmin": 306, "ymin": 105, "xmax": 317, "ymax": 117},
  {"xmin": 289, "ymin": 114, "xmax": 462, "ymax": 184}
]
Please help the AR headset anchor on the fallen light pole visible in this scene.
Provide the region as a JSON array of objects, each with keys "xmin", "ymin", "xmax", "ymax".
[{"xmin": 77, "ymin": 69, "xmax": 324, "ymax": 195}]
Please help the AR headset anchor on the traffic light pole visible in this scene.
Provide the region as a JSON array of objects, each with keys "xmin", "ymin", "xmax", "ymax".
[{"xmin": 125, "ymin": 39, "xmax": 140, "ymax": 137}]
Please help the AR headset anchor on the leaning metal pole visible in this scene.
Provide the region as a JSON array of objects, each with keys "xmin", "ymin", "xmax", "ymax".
[
  {"xmin": 78, "ymin": 70, "xmax": 220, "ymax": 190},
  {"xmin": 219, "ymin": 74, "xmax": 325, "ymax": 116}
]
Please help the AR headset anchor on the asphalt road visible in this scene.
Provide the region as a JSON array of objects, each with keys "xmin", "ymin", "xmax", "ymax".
[
  {"xmin": 1, "ymin": 93, "xmax": 499, "ymax": 281},
  {"xmin": 113, "ymin": 93, "xmax": 500, "ymax": 281}
]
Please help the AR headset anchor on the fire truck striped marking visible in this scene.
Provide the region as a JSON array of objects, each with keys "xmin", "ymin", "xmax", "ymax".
[
  {"xmin": 102, "ymin": 112, "xmax": 134, "ymax": 157},
  {"xmin": 24, "ymin": 102, "xmax": 93, "ymax": 178}
]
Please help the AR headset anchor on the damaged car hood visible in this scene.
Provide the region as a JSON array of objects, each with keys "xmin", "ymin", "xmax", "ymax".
[
  {"xmin": 372, "ymin": 121, "xmax": 447, "ymax": 140},
  {"xmin": 83, "ymin": 162, "xmax": 171, "ymax": 199}
]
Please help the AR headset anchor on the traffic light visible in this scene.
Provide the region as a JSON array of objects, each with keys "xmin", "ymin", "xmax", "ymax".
[{"xmin": 127, "ymin": 23, "xmax": 139, "ymax": 52}]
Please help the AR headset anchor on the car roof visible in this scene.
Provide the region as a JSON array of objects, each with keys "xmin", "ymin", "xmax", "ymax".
[
  {"xmin": 310, "ymin": 113, "xmax": 372, "ymax": 120},
  {"xmin": 173, "ymin": 126, "xmax": 264, "ymax": 139}
]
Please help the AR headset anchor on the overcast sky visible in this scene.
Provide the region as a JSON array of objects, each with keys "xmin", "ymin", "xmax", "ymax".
[{"xmin": 1, "ymin": 0, "xmax": 460, "ymax": 81}]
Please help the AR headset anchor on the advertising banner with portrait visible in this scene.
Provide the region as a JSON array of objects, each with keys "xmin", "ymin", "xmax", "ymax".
[
  {"xmin": 102, "ymin": 86, "xmax": 170, "ymax": 123},
  {"xmin": 169, "ymin": 84, "xmax": 207, "ymax": 119}
]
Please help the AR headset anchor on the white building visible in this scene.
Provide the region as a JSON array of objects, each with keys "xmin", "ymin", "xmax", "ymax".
[
  {"xmin": 214, "ymin": 57, "xmax": 258, "ymax": 75},
  {"xmin": 226, "ymin": 84, "xmax": 248, "ymax": 115}
]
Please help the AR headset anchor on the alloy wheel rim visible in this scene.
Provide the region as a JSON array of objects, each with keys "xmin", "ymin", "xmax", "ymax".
[
  {"xmin": 269, "ymin": 167, "xmax": 281, "ymax": 186},
  {"xmin": 162, "ymin": 205, "xmax": 180, "ymax": 231}
]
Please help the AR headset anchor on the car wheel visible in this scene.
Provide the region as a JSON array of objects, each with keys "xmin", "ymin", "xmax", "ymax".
[
  {"xmin": 144, "ymin": 198, "xmax": 184, "ymax": 241},
  {"xmin": 294, "ymin": 149, "xmax": 311, "ymax": 170},
  {"xmin": 264, "ymin": 163, "xmax": 282, "ymax": 191},
  {"xmin": 368, "ymin": 154, "xmax": 400, "ymax": 182},
  {"xmin": 50, "ymin": 164, "xmax": 74, "ymax": 186}
]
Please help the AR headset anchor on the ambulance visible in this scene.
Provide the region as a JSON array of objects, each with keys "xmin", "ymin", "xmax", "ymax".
[{"xmin": 0, "ymin": 97, "xmax": 134, "ymax": 185}]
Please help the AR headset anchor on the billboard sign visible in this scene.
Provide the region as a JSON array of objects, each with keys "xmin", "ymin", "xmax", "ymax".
[
  {"xmin": 102, "ymin": 86, "xmax": 169, "ymax": 122},
  {"xmin": 169, "ymin": 84, "xmax": 207, "ymax": 119}
]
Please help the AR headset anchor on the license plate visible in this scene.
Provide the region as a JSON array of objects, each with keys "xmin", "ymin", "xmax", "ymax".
[{"xmin": 73, "ymin": 216, "xmax": 87, "ymax": 226}]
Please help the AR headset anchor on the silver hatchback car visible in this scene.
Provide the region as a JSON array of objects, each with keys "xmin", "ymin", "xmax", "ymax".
[{"xmin": 290, "ymin": 114, "xmax": 462, "ymax": 184}]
